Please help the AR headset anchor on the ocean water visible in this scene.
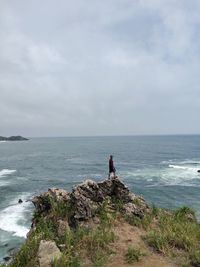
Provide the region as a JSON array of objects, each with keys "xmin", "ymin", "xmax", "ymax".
[{"xmin": 1, "ymin": 135, "xmax": 200, "ymax": 261}]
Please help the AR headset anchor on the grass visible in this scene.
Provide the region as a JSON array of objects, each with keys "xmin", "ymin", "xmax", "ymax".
[
  {"xmin": 2, "ymin": 197, "xmax": 117, "ymax": 267},
  {"xmin": 190, "ymin": 250, "xmax": 200, "ymax": 267},
  {"xmin": 95, "ymin": 198, "xmax": 116, "ymax": 227},
  {"xmin": 111, "ymin": 197, "xmax": 124, "ymax": 212},
  {"xmin": 53, "ymin": 254, "xmax": 81, "ymax": 267},
  {"xmin": 124, "ymin": 246, "xmax": 145, "ymax": 264},
  {"xmin": 52, "ymin": 224, "xmax": 115, "ymax": 267},
  {"xmin": 39, "ymin": 194, "xmax": 74, "ymax": 219},
  {"xmin": 144, "ymin": 206, "xmax": 200, "ymax": 266},
  {"xmin": 3, "ymin": 191, "xmax": 200, "ymax": 267},
  {"xmin": 125, "ymin": 212, "xmax": 154, "ymax": 230},
  {"xmin": 91, "ymin": 251, "xmax": 109, "ymax": 267}
]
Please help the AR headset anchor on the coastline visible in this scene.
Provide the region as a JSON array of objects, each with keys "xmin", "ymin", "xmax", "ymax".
[{"xmin": 1, "ymin": 177, "xmax": 199, "ymax": 267}]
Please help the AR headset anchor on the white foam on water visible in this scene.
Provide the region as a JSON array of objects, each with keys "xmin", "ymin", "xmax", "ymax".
[
  {"xmin": 158, "ymin": 163, "xmax": 200, "ymax": 186},
  {"xmin": 0, "ymin": 169, "xmax": 16, "ymax": 177},
  {"xmin": 124, "ymin": 160, "xmax": 200, "ymax": 187},
  {"xmin": 0, "ymin": 194, "xmax": 32, "ymax": 238},
  {"xmin": 0, "ymin": 169, "xmax": 17, "ymax": 187},
  {"xmin": 169, "ymin": 165, "xmax": 187, "ymax": 170},
  {"xmin": 0, "ymin": 181, "xmax": 10, "ymax": 187}
]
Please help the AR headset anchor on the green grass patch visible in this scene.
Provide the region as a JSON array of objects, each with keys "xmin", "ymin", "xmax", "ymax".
[
  {"xmin": 53, "ymin": 254, "xmax": 81, "ymax": 267},
  {"xmin": 95, "ymin": 198, "xmax": 116, "ymax": 227},
  {"xmin": 124, "ymin": 246, "xmax": 145, "ymax": 264},
  {"xmin": 55, "ymin": 222, "xmax": 115, "ymax": 267},
  {"xmin": 144, "ymin": 206, "xmax": 200, "ymax": 266},
  {"xmin": 39, "ymin": 194, "xmax": 73, "ymax": 219},
  {"xmin": 125, "ymin": 212, "xmax": 154, "ymax": 230}
]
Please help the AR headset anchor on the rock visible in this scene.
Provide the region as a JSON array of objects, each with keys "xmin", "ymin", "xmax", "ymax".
[
  {"xmin": 32, "ymin": 188, "xmax": 71, "ymax": 214},
  {"xmin": 71, "ymin": 180, "xmax": 103, "ymax": 221},
  {"xmin": 3, "ymin": 256, "xmax": 11, "ymax": 262},
  {"xmin": 123, "ymin": 202, "xmax": 146, "ymax": 218},
  {"xmin": 73, "ymin": 180, "xmax": 104, "ymax": 202},
  {"xmin": 72, "ymin": 192, "xmax": 98, "ymax": 221},
  {"xmin": 18, "ymin": 199, "xmax": 23, "ymax": 204},
  {"xmin": 185, "ymin": 212, "xmax": 196, "ymax": 222},
  {"xmin": 57, "ymin": 219, "xmax": 70, "ymax": 237},
  {"xmin": 98, "ymin": 177, "xmax": 135, "ymax": 202},
  {"xmin": 32, "ymin": 177, "xmax": 148, "ymax": 225},
  {"xmin": 47, "ymin": 188, "xmax": 71, "ymax": 202},
  {"xmin": 37, "ymin": 240, "xmax": 61, "ymax": 267}
]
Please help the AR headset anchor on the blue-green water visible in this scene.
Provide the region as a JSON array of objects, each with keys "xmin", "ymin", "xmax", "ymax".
[{"xmin": 1, "ymin": 135, "xmax": 200, "ymax": 261}]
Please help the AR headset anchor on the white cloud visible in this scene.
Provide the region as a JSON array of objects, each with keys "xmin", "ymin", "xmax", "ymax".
[{"xmin": 0, "ymin": 0, "xmax": 200, "ymax": 136}]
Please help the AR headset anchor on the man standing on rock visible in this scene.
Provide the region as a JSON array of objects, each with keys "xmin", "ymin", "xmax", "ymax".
[{"xmin": 109, "ymin": 155, "xmax": 116, "ymax": 178}]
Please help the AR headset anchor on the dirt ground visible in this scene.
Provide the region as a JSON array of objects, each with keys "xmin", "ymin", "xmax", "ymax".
[{"xmin": 107, "ymin": 219, "xmax": 177, "ymax": 267}]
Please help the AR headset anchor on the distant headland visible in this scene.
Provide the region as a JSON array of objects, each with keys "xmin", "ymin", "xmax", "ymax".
[{"xmin": 0, "ymin": 136, "xmax": 29, "ymax": 141}]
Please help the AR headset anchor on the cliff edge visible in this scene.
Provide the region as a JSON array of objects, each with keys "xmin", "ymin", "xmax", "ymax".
[{"xmin": 1, "ymin": 177, "xmax": 200, "ymax": 267}]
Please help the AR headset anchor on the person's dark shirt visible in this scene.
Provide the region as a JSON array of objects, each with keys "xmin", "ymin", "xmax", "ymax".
[{"xmin": 109, "ymin": 158, "xmax": 114, "ymax": 172}]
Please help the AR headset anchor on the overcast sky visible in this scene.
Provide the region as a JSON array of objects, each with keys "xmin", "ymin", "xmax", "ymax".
[{"xmin": 1, "ymin": 0, "xmax": 200, "ymax": 137}]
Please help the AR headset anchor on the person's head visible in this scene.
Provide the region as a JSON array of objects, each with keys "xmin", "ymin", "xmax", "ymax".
[{"xmin": 110, "ymin": 155, "xmax": 113, "ymax": 159}]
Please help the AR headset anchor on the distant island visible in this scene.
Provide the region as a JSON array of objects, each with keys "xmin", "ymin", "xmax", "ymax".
[{"xmin": 0, "ymin": 136, "xmax": 29, "ymax": 141}]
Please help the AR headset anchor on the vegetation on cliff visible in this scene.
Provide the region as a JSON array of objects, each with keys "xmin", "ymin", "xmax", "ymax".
[{"xmin": 1, "ymin": 177, "xmax": 200, "ymax": 267}]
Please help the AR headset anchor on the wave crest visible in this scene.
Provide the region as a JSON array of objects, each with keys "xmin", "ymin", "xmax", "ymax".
[{"xmin": 0, "ymin": 169, "xmax": 16, "ymax": 177}]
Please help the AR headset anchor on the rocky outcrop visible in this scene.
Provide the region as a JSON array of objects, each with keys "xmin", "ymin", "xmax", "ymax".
[
  {"xmin": 0, "ymin": 136, "xmax": 29, "ymax": 141},
  {"xmin": 32, "ymin": 188, "xmax": 71, "ymax": 213},
  {"xmin": 32, "ymin": 177, "xmax": 149, "ymax": 226},
  {"xmin": 37, "ymin": 240, "xmax": 61, "ymax": 267}
]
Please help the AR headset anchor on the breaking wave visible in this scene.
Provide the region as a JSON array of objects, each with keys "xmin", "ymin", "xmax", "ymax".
[
  {"xmin": 124, "ymin": 160, "xmax": 200, "ymax": 187},
  {"xmin": 0, "ymin": 194, "xmax": 32, "ymax": 238},
  {"xmin": 0, "ymin": 169, "xmax": 16, "ymax": 177}
]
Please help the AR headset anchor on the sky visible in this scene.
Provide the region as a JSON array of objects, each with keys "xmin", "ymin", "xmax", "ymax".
[{"xmin": 1, "ymin": 0, "xmax": 200, "ymax": 137}]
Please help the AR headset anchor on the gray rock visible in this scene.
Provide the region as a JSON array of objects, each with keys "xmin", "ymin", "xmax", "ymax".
[
  {"xmin": 57, "ymin": 219, "xmax": 70, "ymax": 237},
  {"xmin": 37, "ymin": 240, "xmax": 61, "ymax": 267},
  {"xmin": 32, "ymin": 188, "xmax": 71, "ymax": 213},
  {"xmin": 32, "ymin": 177, "xmax": 148, "ymax": 225},
  {"xmin": 72, "ymin": 180, "xmax": 104, "ymax": 202}
]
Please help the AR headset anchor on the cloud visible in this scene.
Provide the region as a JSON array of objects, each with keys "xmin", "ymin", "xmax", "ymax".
[{"xmin": 0, "ymin": 0, "xmax": 200, "ymax": 136}]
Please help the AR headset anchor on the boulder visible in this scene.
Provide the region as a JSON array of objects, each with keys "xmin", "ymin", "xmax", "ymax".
[
  {"xmin": 37, "ymin": 240, "xmax": 61, "ymax": 267},
  {"xmin": 57, "ymin": 219, "xmax": 70, "ymax": 237},
  {"xmin": 123, "ymin": 202, "xmax": 147, "ymax": 218}
]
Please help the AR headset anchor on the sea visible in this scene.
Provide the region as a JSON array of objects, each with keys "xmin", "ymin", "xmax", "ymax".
[{"xmin": 1, "ymin": 135, "xmax": 200, "ymax": 261}]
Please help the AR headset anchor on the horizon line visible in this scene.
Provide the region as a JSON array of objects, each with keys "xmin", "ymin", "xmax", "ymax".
[{"xmin": 26, "ymin": 133, "xmax": 200, "ymax": 138}]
